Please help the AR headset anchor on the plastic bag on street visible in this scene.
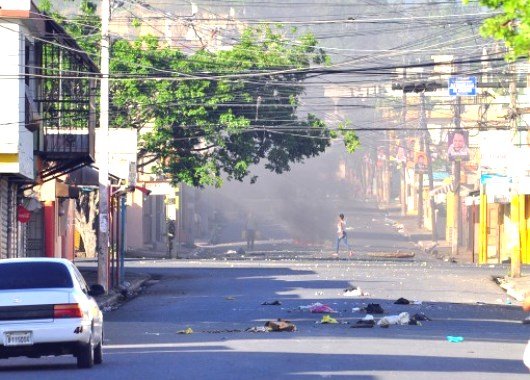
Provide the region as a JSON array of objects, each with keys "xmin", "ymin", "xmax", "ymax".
[
  {"xmin": 300, "ymin": 302, "xmax": 337, "ymax": 313},
  {"xmin": 377, "ymin": 312, "xmax": 410, "ymax": 327},
  {"xmin": 320, "ymin": 315, "xmax": 338, "ymax": 324}
]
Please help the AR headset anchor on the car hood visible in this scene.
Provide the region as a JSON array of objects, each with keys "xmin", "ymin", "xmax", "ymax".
[{"xmin": 0, "ymin": 289, "xmax": 72, "ymax": 307}]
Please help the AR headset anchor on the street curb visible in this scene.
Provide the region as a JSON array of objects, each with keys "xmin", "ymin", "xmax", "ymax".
[
  {"xmin": 497, "ymin": 277, "xmax": 527, "ymax": 302},
  {"xmin": 97, "ymin": 274, "xmax": 151, "ymax": 309}
]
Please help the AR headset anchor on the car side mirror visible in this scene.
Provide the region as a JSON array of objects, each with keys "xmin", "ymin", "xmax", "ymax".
[{"xmin": 88, "ymin": 284, "xmax": 105, "ymax": 297}]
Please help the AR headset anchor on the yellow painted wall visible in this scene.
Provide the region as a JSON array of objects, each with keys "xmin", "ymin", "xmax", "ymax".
[
  {"xmin": 479, "ymin": 192, "xmax": 487, "ymax": 264},
  {"xmin": 522, "ymin": 195, "xmax": 529, "ymax": 264},
  {"xmin": 446, "ymin": 191, "xmax": 454, "ymax": 241},
  {"xmin": 0, "ymin": 153, "xmax": 19, "ymax": 173}
]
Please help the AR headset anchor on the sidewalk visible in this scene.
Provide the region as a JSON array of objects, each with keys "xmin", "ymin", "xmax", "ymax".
[
  {"xmin": 379, "ymin": 201, "xmax": 530, "ymax": 303},
  {"xmin": 496, "ymin": 275, "xmax": 530, "ymax": 302},
  {"xmin": 379, "ymin": 202, "xmax": 470, "ymax": 264},
  {"xmin": 76, "ymin": 263, "xmax": 151, "ymax": 309}
]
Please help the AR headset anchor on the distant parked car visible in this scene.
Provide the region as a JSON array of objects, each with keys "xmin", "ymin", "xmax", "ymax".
[{"xmin": 0, "ymin": 258, "xmax": 104, "ymax": 368}]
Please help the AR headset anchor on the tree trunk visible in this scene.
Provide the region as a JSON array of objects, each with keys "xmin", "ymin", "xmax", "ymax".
[{"xmin": 74, "ymin": 191, "xmax": 99, "ymax": 258}]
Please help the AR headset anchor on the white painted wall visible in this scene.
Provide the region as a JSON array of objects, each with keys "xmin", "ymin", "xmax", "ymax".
[
  {"xmin": 0, "ymin": 21, "xmax": 34, "ymax": 179},
  {"xmin": 95, "ymin": 128, "xmax": 138, "ymax": 180},
  {"xmin": 0, "ymin": 22, "xmax": 22, "ymax": 156},
  {"xmin": 0, "ymin": 0, "xmax": 31, "ymax": 11}
]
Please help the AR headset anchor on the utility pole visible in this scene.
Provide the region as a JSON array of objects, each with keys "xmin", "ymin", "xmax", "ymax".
[
  {"xmin": 421, "ymin": 92, "xmax": 437, "ymax": 241},
  {"xmin": 417, "ymin": 91, "xmax": 425, "ymax": 228},
  {"xmin": 401, "ymin": 90, "xmax": 407, "ymax": 216},
  {"xmin": 509, "ymin": 65, "xmax": 521, "ymax": 278},
  {"xmin": 98, "ymin": 0, "xmax": 110, "ymax": 292},
  {"xmin": 451, "ymin": 95, "xmax": 462, "ymax": 258}
]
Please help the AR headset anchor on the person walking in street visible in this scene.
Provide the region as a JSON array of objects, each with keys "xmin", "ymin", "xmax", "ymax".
[
  {"xmin": 335, "ymin": 213, "xmax": 352, "ymax": 257},
  {"xmin": 245, "ymin": 211, "xmax": 257, "ymax": 250}
]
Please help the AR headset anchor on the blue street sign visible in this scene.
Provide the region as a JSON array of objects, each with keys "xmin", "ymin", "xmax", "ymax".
[{"xmin": 448, "ymin": 76, "xmax": 477, "ymax": 96}]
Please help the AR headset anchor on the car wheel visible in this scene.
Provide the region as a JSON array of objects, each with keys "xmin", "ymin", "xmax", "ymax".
[
  {"xmin": 77, "ymin": 338, "xmax": 94, "ymax": 368},
  {"xmin": 94, "ymin": 340, "xmax": 103, "ymax": 365}
]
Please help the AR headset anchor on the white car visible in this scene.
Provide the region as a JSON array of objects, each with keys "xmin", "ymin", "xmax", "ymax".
[{"xmin": 0, "ymin": 258, "xmax": 104, "ymax": 368}]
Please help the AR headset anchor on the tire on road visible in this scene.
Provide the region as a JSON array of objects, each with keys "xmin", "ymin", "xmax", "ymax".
[{"xmin": 77, "ymin": 338, "xmax": 94, "ymax": 368}]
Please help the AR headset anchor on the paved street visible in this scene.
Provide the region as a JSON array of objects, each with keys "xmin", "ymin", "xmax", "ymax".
[{"xmin": 2, "ymin": 202, "xmax": 530, "ymax": 379}]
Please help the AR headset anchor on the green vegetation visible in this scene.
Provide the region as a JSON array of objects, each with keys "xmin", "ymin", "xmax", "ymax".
[
  {"xmin": 39, "ymin": 1, "xmax": 359, "ymax": 187},
  {"xmin": 469, "ymin": 0, "xmax": 530, "ymax": 59}
]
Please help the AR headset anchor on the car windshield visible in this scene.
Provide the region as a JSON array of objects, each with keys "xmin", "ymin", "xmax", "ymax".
[{"xmin": 0, "ymin": 262, "xmax": 73, "ymax": 290}]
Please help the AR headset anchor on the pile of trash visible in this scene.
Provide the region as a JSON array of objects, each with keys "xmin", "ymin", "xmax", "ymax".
[
  {"xmin": 229, "ymin": 289, "xmax": 435, "ymax": 335},
  {"xmin": 347, "ymin": 296, "xmax": 433, "ymax": 328}
]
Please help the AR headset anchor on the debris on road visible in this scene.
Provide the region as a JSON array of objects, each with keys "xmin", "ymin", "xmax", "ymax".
[
  {"xmin": 394, "ymin": 297, "xmax": 410, "ymax": 305},
  {"xmin": 246, "ymin": 326, "xmax": 270, "ymax": 333},
  {"xmin": 351, "ymin": 315, "xmax": 376, "ymax": 328},
  {"xmin": 262, "ymin": 300, "xmax": 282, "ymax": 306},
  {"xmin": 343, "ymin": 287, "xmax": 364, "ymax": 297},
  {"xmin": 365, "ymin": 303, "xmax": 384, "ymax": 314},
  {"xmin": 446, "ymin": 336, "xmax": 464, "ymax": 343},
  {"xmin": 351, "ymin": 320, "xmax": 375, "ymax": 328},
  {"xmin": 177, "ymin": 327, "xmax": 194, "ymax": 334},
  {"xmin": 320, "ymin": 315, "xmax": 338, "ymax": 324},
  {"xmin": 367, "ymin": 252, "xmax": 415, "ymax": 259},
  {"xmin": 225, "ymin": 250, "xmax": 237, "ymax": 254},
  {"xmin": 411, "ymin": 312, "xmax": 432, "ymax": 322},
  {"xmin": 300, "ymin": 302, "xmax": 338, "ymax": 313},
  {"xmin": 362, "ymin": 314, "xmax": 374, "ymax": 322},
  {"xmin": 377, "ymin": 312, "xmax": 410, "ymax": 327},
  {"xmin": 265, "ymin": 319, "xmax": 297, "ymax": 332},
  {"xmin": 225, "ymin": 296, "xmax": 236, "ymax": 300}
]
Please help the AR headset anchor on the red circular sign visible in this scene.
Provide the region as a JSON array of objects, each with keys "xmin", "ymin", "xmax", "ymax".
[{"xmin": 17, "ymin": 205, "xmax": 31, "ymax": 224}]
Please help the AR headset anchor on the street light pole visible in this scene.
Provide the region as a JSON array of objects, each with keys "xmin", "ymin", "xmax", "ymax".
[{"xmin": 98, "ymin": 0, "xmax": 110, "ymax": 292}]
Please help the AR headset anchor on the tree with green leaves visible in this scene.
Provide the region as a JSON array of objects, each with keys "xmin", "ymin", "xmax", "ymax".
[
  {"xmin": 39, "ymin": 1, "xmax": 359, "ymax": 189},
  {"xmin": 110, "ymin": 28, "xmax": 353, "ymax": 187},
  {"xmin": 468, "ymin": 0, "xmax": 530, "ymax": 59}
]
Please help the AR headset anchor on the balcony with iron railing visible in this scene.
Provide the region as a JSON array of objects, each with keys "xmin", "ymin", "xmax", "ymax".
[
  {"xmin": 35, "ymin": 21, "xmax": 99, "ymax": 165},
  {"xmin": 40, "ymin": 125, "xmax": 95, "ymax": 160}
]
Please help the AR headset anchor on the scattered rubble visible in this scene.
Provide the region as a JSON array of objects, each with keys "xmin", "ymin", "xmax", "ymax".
[
  {"xmin": 367, "ymin": 252, "xmax": 415, "ymax": 259},
  {"xmin": 265, "ymin": 319, "xmax": 297, "ymax": 332},
  {"xmin": 365, "ymin": 303, "xmax": 384, "ymax": 314},
  {"xmin": 343, "ymin": 287, "xmax": 364, "ymax": 297},
  {"xmin": 262, "ymin": 300, "xmax": 282, "ymax": 306},
  {"xmin": 246, "ymin": 326, "xmax": 270, "ymax": 333},
  {"xmin": 394, "ymin": 297, "xmax": 410, "ymax": 305},
  {"xmin": 177, "ymin": 327, "xmax": 194, "ymax": 334},
  {"xmin": 351, "ymin": 315, "xmax": 376, "ymax": 328},
  {"xmin": 411, "ymin": 312, "xmax": 432, "ymax": 322}
]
